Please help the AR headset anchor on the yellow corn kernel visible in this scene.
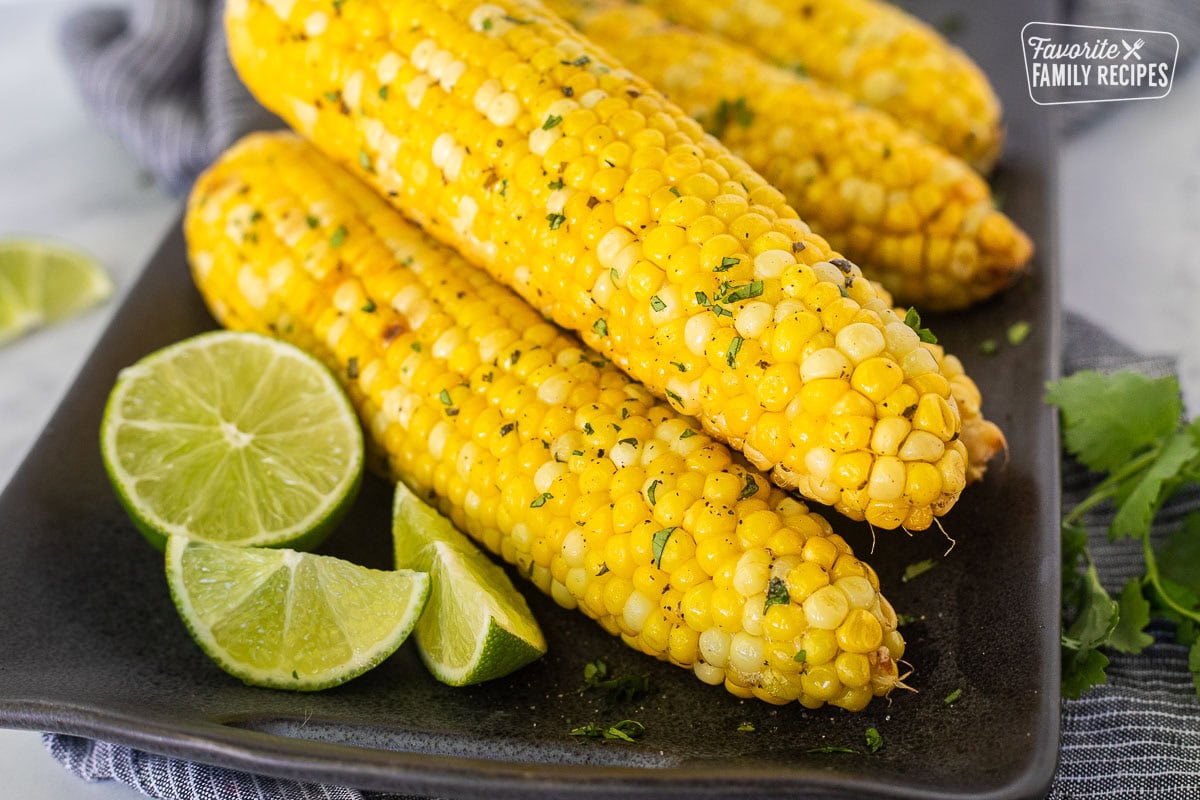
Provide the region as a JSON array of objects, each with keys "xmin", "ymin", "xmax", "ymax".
[{"xmin": 190, "ymin": 128, "xmax": 908, "ymax": 710}]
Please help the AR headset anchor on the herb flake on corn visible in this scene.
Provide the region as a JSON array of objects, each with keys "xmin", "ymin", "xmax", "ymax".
[
  {"xmin": 185, "ymin": 131, "xmax": 907, "ymax": 711},
  {"xmin": 638, "ymin": 0, "xmax": 1004, "ymax": 171},
  {"xmin": 546, "ymin": 0, "xmax": 1031, "ymax": 311},
  {"xmin": 225, "ymin": 0, "xmax": 971, "ymax": 531}
]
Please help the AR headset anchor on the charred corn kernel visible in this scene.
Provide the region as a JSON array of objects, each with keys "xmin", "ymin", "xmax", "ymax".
[
  {"xmin": 225, "ymin": 0, "xmax": 971, "ymax": 531},
  {"xmin": 544, "ymin": 0, "xmax": 1028, "ymax": 310},
  {"xmin": 634, "ymin": 0, "xmax": 1004, "ymax": 171},
  {"xmin": 190, "ymin": 132, "xmax": 907, "ymax": 709}
]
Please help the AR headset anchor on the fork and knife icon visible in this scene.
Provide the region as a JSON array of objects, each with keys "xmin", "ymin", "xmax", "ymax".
[{"xmin": 1121, "ymin": 38, "xmax": 1146, "ymax": 60}]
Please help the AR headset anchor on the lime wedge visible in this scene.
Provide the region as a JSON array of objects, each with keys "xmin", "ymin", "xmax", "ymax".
[
  {"xmin": 101, "ymin": 330, "xmax": 363, "ymax": 550},
  {"xmin": 166, "ymin": 536, "xmax": 430, "ymax": 690},
  {"xmin": 0, "ymin": 238, "xmax": 113, "ymax": 344},
  {"xmin": 392, "ymin": 481, "xmax": 547, "ymax": 686}
]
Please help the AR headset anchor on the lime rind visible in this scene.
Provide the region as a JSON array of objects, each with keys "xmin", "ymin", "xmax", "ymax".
[
  {"xmin": 165, "ymin": 536, "xmax": 431, "ymax": 691},
  {"xmin": 392, "ymin": 481, "xmax": 546, "ymax": 686},
  {"xmin": 100, "ymin": 330, "xmax": 363, "ymax": 551}
]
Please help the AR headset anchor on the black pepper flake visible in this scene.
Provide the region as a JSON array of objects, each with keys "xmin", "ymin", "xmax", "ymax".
[
  {"xmin": 586, "ymin": 196, "xmax": 599, "ymax": 209},
  {"xmin": 626, "ymin": 89, "xmax": 641, "ymax": 98},
  {"xmin": 562, "ymin": 86, "xmax": 574, "ymax": 97},
  {"xmin": 510, "ymin": 349, "xmax": 522, "ymax": 365},
  {"xmin": 902, "ymin": 404, "xmax": 918, "ymax": 419},
  {"xmin": 830, "ymin": 257, "xmax": 854, "ymax": 273},
  {"xmin": 500, "ymin": 423, "xmax": 515, "ymax": 436},
  {"xmin": 346, "ymin": 357, "xmax": 359, "ymax": 379},
  {"xmin": 792, "ymin": 241, "xmax": 806, "ymax": 253},
  {"xmin": 596, "ymin": 563, "xmax": 610, "ymax": 576}
]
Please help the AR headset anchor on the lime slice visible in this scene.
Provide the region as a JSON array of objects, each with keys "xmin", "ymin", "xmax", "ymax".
[
  {"xmin": 166, "ymin": 536, "xmax": 430, "ymax": 690},
  {"xmin": 101, "ymin": 330, "xmax": 363, "ymax": 550},
  {"xmin": 0, "ymin": 238, "xmax": 113, "ymax": 344},
  {"xmin": 392, "ymin": 481, "xmax": 547, "ymax": 685}
]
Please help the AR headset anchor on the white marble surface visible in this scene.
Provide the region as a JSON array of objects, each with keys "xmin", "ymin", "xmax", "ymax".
[{"xmin": 1, "ymin": 1, "xmax": 1200, "ymax": 798}]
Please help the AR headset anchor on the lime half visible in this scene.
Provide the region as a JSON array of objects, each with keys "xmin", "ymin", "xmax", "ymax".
[
  {"xmin": 166, "ymin": 536, "xmax": 430, "ymax": 690},
  {"xmin": 392, "ymin": 481, "xmax": 547, "ymax": 686},
  {"xmin": 0, "ymin": 238, "xmax": 113, "ymax": 344},
  {"xmin": 101, "ymin": 330, "xmax": 364, "ymax": 550}
]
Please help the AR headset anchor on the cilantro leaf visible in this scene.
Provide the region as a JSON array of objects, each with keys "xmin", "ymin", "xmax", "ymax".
[
  {"xmin": 1045, "ymin": 371, "xmax": 1182, "ymax": 473},
  {"xmin": 1109, "ymin": 578, "xmax": 1154, "ymax": 654},
  {"xmin": 1157, "ymin": 513, "xmax": 1200, "ymax": 596},
  {"xmin": 1110, "ymin": 430, "xmax": 1197, "ymax": 540},
  {"xmin": 903, "ymin": 307, "xmax": 937, "ymax": 344},
  {"xmin": 1063, "ymin": 647, "xmax": 1110, "ymax": 699}
]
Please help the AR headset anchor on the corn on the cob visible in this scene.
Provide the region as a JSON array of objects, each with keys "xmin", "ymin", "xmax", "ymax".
[
  {"xmin": 225, "ymin": 0, "xmax": 971, "ymax": 531},
  {"xmin": 545, "ymin": 0, "xmax": 1030, "ymax": 311},
  {"xmin": 185, "ymin": 131, "xmax": 907, "ymax": 711},
  {"xmin": 639, "ymin": 0, "xmax": 1003, "ymax": 171}
]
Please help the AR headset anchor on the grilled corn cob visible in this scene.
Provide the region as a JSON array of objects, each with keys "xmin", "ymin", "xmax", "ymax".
[
  {"xmin": 545, "ymin": 0, "xmax": 1030, "ymax": 311},
  {"xmin": 639, "ymin": 0, "xmax": 1003, "ymax": 171},
  {"xmin": 186, "ymin": 131, "xmax": 907, "ymax": 710},
  {"xmin": 225, "ymin": 0, "xmax": 971, "ymax": 531}
]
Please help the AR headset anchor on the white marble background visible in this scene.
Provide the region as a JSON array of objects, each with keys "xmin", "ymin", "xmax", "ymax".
[{"xmin": 1, "ymin": 1, "xmax": 1199, "ymax": 798}]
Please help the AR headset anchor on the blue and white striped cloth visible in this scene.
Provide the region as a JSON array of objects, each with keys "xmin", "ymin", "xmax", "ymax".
[{"xmin": 51, "ymin": 1, "xmax": 1200, "ymax": 797}]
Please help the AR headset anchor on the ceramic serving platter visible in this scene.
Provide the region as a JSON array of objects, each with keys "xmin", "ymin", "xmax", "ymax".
[{"xmin": 0, "ymin": 2, "xmax": 1060, "ymax": 797}]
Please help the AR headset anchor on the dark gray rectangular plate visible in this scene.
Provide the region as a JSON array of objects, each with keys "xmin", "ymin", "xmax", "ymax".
[{"xmin": 0, "ymin": 2, "xmax": 1060, "ymax": 797}]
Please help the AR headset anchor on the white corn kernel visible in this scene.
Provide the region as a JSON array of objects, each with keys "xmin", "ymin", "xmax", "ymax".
[
  {"xmin": 728, "ymin": 632, "xmax": 766, "ymax": 674},
  {"xmin": 685, "ymin": 312, "xmax": 717, "ymax": 356},
  {"xmin": 534, "ymin": 461, "xmax": 567, "ymax": 493},
  {"xmin": 899, "ymin": 430, "xmax": 946, "ymax": 462},
  {"xmin": 884, "ymin": 321, "xmax": 921, "ymax": 355},
  {"xmin": 699, "ymin": 628, "xmax": 731, "ymax": 668},
  {"xmin": 803, "ymin": 585, "xmax": 850, "ymax": 630},
  {"xmin": 835, "ymin": 576, "xmax": 876, "ymax": 609},
  {"xmin": 901, "ymin": 346, "xmax": 938, "ymax": 377},
  {"xmin": 800, "ymin": 348, "xmax": 851, "ymax": 382},
  {"xmin": 693, "ymin": 662, "xmax": 725, "ymax": 685},
  {"xmin": 835, "ymin": 322, "xmax": 886, "ymax": 364},
  {"xmin": 623, "ymin": 591, "xmax": 654, "ymax": 632},
  {"xmin": 868, "ymin": 456, "xmax": 906, "ymax": 502},
  {"xmin": 734, "ymin": 301, "xmax": 773, "ymax": 338},
  {"xmin": 753, "ymin": 249, "xmax": 796, "ymax": 279}
]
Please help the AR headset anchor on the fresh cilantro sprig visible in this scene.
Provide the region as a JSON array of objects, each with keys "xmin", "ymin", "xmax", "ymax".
[{"xmin": 1046, "ymin": 370, "xmax": 1200, "ymax": 698}]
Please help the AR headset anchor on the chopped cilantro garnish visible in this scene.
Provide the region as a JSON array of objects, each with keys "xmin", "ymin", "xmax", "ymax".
[
  {"xmin": 361, "ymin": 299, "xmax": 376, "ymax": 313},
  {"xmin": 359, "ymin": 149, "xmax": 374, "ymax": 173},
  {"xmin": 646, "ymin": 479, "xmax": 660, "ymax": 506},
  {"xmin": 543, "ymin": 114, "xmax": 563, "ymax": 130},
  {"xmin": 979, "ymin": 338, "xmax": 999, "ymax": 356},
  {"xmin": 807, "ymin": 746, "xmax": 857, "ymax": 755},
  {"xmin": 650, "ymin": 296, "xmax": 666, "ymax": 312},
  {"xmin": 737, "ymin": 722, "xmax": 756, "ymax": 733},
  {"xmin": 548, "ymin": 179, "xmax": 565, "ymax": 190},
  {"xmin": 530, "ymin": 492, "xmax": 553, "ymax": 508},
  {"xmin": 865, "ymin": 728, "xmax": 883, "ymax": 754},
  {"xmin": 329, "ymin": 225, "xmax": 347, "ymax": 248},
  {"xmin": 679, "ymin": 429, "xmax": 696, "ymax": 439},
  {"xmin": 593, "ymin": 318, "xmax": 608, "ymax": 336},
  {"xmin": 723, "ymin": 280, "xmax": 763, "ymax": 303},
  {"xmin": 1007, "ymin": 320, "xmax": 1032, "ymax": 346},
  {"xmin": 305, "ymin": 215, "xmax": 319, "ymax": 229},
  {"xmin": 547, "ymin": 212, "xmax": 566, "ymax": 230},
  {"xmin": 570, "ymin": 719, "xmax": 644, "ymax": 743},
  {"xmin": 902, "ymin": 558, "xmax": 936, "ymax": 583},
  {"xmin": 793, "ymin": 649, "xmax": 807, "ymax": 663},
  {"xmin": 739, "ymin": 474, "xmax": 759, "ymax": 500},
  {"xmin": 903, "ymin": 307, "xmax": 937, "ymax": 344},
  {"xmin": 669, "ymin": 186, "xmax": 681, "ymax": 197},
  {"xmin": 727, "ymin": 335, "xmax": 743, "ymax": 368},
  {"xmin": 944, "ymin": 688, "xmax": 963, "ymax": 705},
  {"xmin": 764, "ymin": 577, "xmax": 790, "ymax": 611},
  {"xmin": 439, "ymin": 389, "xmax": 452, "ymax": 405},
  {"xmin": 377, "ymin": 85, "xmax": 389, "ymax": 100},
  {"xmin": 715, "ymin": 256, "xmax": 740, "ymax": 272},
  {"xmin": 652, "ymin": 527, "xmax": 676, "ymax": 567}
]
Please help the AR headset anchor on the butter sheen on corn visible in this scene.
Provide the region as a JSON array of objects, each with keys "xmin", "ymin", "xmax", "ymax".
[
  {"xmin": 185, "ymin": 131, "xmax": 907, "ymax": 711},
  {"xmin": 547, "ymin": 0, "xmax": 1031, "ymax": 311},
  {"xmin": 225, "ymin": 0, "xmax": 972, "ymax": 531}
]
